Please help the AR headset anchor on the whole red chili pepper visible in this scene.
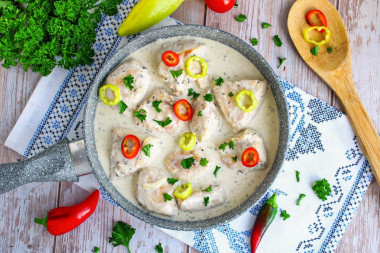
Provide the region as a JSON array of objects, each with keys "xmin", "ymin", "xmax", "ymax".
[
  {"xmin": 34, "ymin": 189, "xmax": 100, "ymax": 235},
  {"xmin": 250, "ymin": 193, "xmax": 278, "ymax": 252}
]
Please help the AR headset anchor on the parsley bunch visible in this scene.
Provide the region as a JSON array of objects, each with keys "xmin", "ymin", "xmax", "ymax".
[{"xmin": 0, "ymin": 0, "xmax": 122, "ymax": 76}]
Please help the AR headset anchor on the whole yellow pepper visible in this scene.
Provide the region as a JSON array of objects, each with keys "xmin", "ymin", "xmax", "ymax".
[{"xmin": 118, "ymin": 0, "xmax": 184, "ymax": 36}]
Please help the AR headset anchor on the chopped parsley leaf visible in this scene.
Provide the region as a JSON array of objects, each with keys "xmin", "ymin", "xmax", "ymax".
[
  {"xmin": 219, "ymin": 142, "xmax": 228, "ymax": 150},
  {"xmin": 109, "ymin": 221, "xmax": 136, "ymax": 252},
  {"xmin": 200, "ymin": 158, "xmax": 209, "ymax": 166},
  {"xmin": 198, "ymin": 110, "xmax": 203, "ymax": 117},
  {"xmin": 153, "ymin": 117, "xmax": 172, "ymax": 127},
  {"xmin": 119, "ymin": 101, "xmax": 127, "ymax": 114},
  {"xmin": 133, "ymin": 109, "xmax": 147, "ymax": 122},
  {"xmin": 142, "ymin": 144, "xmax": 153, "ymax": 157},
  {"xmin": 311, "ymin": 46, "xmax": 320, "ymax": 56},
  {"xmin": 312, "ymin": 178, "xmax": 331, "ymax": 201},
  {"xmin": 155, "ymin": 243, "xmax": 163, "ymax": 253},
  {"xmin": 124, "ymin": 74, "xmax": 134, "ymax": 90},
  {"xmin": 251, "ymin": 38, "xmax": 258, "ymax": 46},
  {"xmin": 228, "ymin": 92, "xmax": 234, "ymax": 97},
  {"xmin": 204, "ymin": 196, "xmax": 210, "ymax": 206},
  {"xmin": 215, "ymin": 77, "xmax": 224, "ymax": 86},
  {"xmin": 296, "ymin": 193, "xmax": 306, "ymax": 206},
  {"xmin": 296, "ymin": 170, "xmax": 300, "ymax": 182},
  {"xmin": 213, "ymin": 166, "xmax": 221, "ymax": 177},
  {"xmin": 273, "ymin": 35, "xmax": 282, "ymax": 47},
  {"xmin": 235, "ymin": 14, "xmax": 247, "ymax": 22},
  {"xmin": 187, "ymin": 88, "xmax": 200, "ymax": 99},
  {"xmin": 280, "ymin": 210, "xmax": 290, "ymax": 221},
  {"xmin": 204, "ymin": 93, "xmax": 214, "ymax": 102},
  {"xmin": 277, "ymin": 57, "xmax": 287, "ymax": 69},
  {"xmin": 232, "ymin": 156, "xmax": 238, "ymax": 162},
  {"xmin": 163, "ymin": 193, "xmax": 173, "ymax": 202},
  {"xmin": 229, "ymin": 141, "xmax": 235, "ymax": 150},
  {"xmin": 167, "ymin": 178, "xmax": 178, "ymax": 185},
  {"xmin": 181, "ymin": 157, "xmax": 195, "ymax": 169},
  {"xmin": 234, "ymin": 0, "xmax": 238, "ymax": 8},
  {"xmin": 327, "ymin": 46, "xmax": 333, "ymax": 53},
  {"xmin": 202, "ymin": 186, "xmax": 212, "ymax": 192},
  {"xmin": 262, "ymin": 22, "xmax": 272, "ymax": 29},
  {"xmin": 170, "ymin": 69, "xmax": 183, "ymax": 78},
  {"xmin": 152, "ymin": 100, "xmax": 162, "ymax": 112},
  {"xmin": 92, "ymin": 247, "xmax": 100, "ymax": 253}
]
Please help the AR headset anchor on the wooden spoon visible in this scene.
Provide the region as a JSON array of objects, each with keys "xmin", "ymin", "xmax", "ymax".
[{"xmin": 288, "ymin": 0, "xmax": 380, "ymax": 183}]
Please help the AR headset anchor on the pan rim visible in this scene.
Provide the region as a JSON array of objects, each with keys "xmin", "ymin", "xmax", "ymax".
[{"xmin": 83, "ymin": 24, "xmax": 289, "ymax": 231}]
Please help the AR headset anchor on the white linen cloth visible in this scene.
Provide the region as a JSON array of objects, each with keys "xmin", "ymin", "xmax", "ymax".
[{"xmin": 5, "ymin": 1, "xmax": 373, "ymax": 252}]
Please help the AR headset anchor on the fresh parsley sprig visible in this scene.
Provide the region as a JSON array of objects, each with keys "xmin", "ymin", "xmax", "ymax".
[
  {"xmin": 312, "ymin": 178, "xmax": 331, "ymax": 201},
  {"xmin": 142, "ymin": 144, "xmax": 153, "ymax": 157},
  {"xmin": 181, "ymin": 157, "xmax": 195, "ymax": 169},
  {"xmin": 109, "ymin": 221, "xmax": 136, "ymax": 253},
  {"xmin": 0, "ymin": 0, "xmax": 122, "ymax": 76},
  {"xmin": 153, "ymin": 117, "xmax": 172, "ymax": 127}
]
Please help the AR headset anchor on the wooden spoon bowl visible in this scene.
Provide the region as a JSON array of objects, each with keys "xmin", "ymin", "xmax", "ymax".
[{"xmin": 288, "ymin": 0, "xmax": 380, "ymax": 182}]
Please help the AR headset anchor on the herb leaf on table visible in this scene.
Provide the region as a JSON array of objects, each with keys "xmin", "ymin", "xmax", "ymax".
[
  {"xmin": 312, "ymin": 178, "xmax": 331, "ymax": 201},
  {"xmin": 109, "ymin": 221, "xmax": 136, "ymax": 253}
]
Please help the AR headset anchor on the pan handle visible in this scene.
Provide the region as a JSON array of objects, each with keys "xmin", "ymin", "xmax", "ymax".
[{"xmin": 0, "ymin": 138, "xmax": 78, "ymax": 195}]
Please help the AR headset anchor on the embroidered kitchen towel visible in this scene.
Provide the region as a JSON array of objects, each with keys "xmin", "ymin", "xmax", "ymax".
[{"xmin": 5, "ymin": 1, "xmax": 374, "ymax": 253}]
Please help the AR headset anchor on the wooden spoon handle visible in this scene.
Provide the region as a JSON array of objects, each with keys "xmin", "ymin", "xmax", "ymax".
[{"xmin": 337, "ymin": 85, "xmax": 380, "ymax": 183}]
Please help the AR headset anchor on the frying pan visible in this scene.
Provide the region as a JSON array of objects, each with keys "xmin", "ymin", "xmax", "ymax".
[{"xmin": 0, "ymin": 25, "xmax": 289, "ymax": 230}]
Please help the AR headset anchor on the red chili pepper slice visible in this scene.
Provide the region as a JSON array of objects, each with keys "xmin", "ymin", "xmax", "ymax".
[
  {"xmin": 121, "ymin": 135, "xmax": 141, "ymax": 159},
  {"xmin": 241, "ymin": 147, "xmax": 259, "ymax": 167},
  {"xmin": 161, "ymin": 50, "xmax": 180, "ymax": 67},
  {"xmin": 34, "ymin": 190, "xmax": 100, "ymax": 236},
  {"xmin": 306, "ymin": 9, "xmax": 327, "ymax": 33},
  {"xmin": 173, "ymin": 99, "xmax": 193, "ymax": 121}
]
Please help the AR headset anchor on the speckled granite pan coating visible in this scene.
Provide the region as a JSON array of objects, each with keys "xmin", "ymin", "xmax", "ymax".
[
  {"xmin": 0, "ymin": 138, "xmax": 78, "ymax": 195},
  {"xmin": 84, "ymin": 25, "xmax": 289, "ymax": 231}
]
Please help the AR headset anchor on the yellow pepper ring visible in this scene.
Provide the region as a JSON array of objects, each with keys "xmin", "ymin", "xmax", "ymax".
[
  {"xmin": 303, "ymin": 26, "xmax": 331, "ymax": 46},
  {"xmin": 185, "ymin": 56, "xmax": 208, "ymax": 78},
  {"xmin": 99, "ymin": 84, "xmax": 121, "ymax": 106},
  {"xmin": 174, "ymin": 182, "xmax": 193, "ymax": 200},
  {"xmin": 179, "ymin": 132, "xmax": 196, "ymax": 151},
  {"xmin": 235, "ymin": 90, "xmax": 258, "ymax": 112}
]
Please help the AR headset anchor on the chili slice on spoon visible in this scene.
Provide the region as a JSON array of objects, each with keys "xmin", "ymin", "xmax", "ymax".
[
  {"xmin": 241, "ymin": 147, "xmax": 259, "ymax": 167},
  {"xmin": 173, "ymin": 99, "xmax": 193, "ymax": 121},
  {"xmin": 305, "ymin": 9, "xmax": 327, "ymax": 32},
  {"xmin": 161, "ymin": 50, "xmax": 180, "ymax": 67},
  {"xmin": 121, "ymin": 135, "xmax": 141, "ymax": 159}
]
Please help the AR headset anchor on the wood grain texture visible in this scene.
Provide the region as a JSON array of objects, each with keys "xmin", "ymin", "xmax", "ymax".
[
  {"xmin": 288, "ymin": 0, "xmax": 380, "ymax": 183},
  {"xmin": 0, "ymin": 0, "xmax": 379, "ymax": 252}
]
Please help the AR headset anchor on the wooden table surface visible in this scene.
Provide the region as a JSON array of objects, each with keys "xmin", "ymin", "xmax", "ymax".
[{"xmin": 0, "ymin": 0, "xmax": 379, "ymax": 252}]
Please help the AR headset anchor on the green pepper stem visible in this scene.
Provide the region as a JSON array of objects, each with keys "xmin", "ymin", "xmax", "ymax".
[
  {"xmin": 34, "ymin": 214, "xmax": 48, "ymax": 227},
  {"xmin": 265, "ymin": 193, "xmax": 278, "ymax": 208}
]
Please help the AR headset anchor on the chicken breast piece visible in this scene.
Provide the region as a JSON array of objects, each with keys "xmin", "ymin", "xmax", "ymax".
[
  {"xmin": 136, "ymin": 167, "xmax": 179, "ymax": 216},
  {"xmin": 178, "ymin": 185, "xmax": 226, "ymax": 211},
  {"xmin": 189, "ymin": 89, "xmax": 221, "ymax": 141},
  {"xmin": 218, "ymin": 129, "xmax": 267, "ymax": 170},
  {"xmin": 104, "ymin": 59, "xmax": 152, "ymax": 110},
  {"xmin": 165, "ymin": 149, "xmax": 211, "ymax": 181},
  {"xmin": 213, "ymin": 80, "xmax": 267, "ymax": 132},
  {"xmin": 134, "ymin": 88, "xmax": 185, "ymax": 135},
  {"xmin": 110, "ymin": 128, "xmax": 164, "ymax": 180},
  {"xmin": 157, "ymin": 39, "xmax": 210, "ymax": 95}
]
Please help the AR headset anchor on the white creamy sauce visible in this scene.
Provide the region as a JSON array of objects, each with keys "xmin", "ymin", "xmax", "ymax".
[{"xmin": 94, "ymin": 36, "xmax": 279, "ymax": 221}]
